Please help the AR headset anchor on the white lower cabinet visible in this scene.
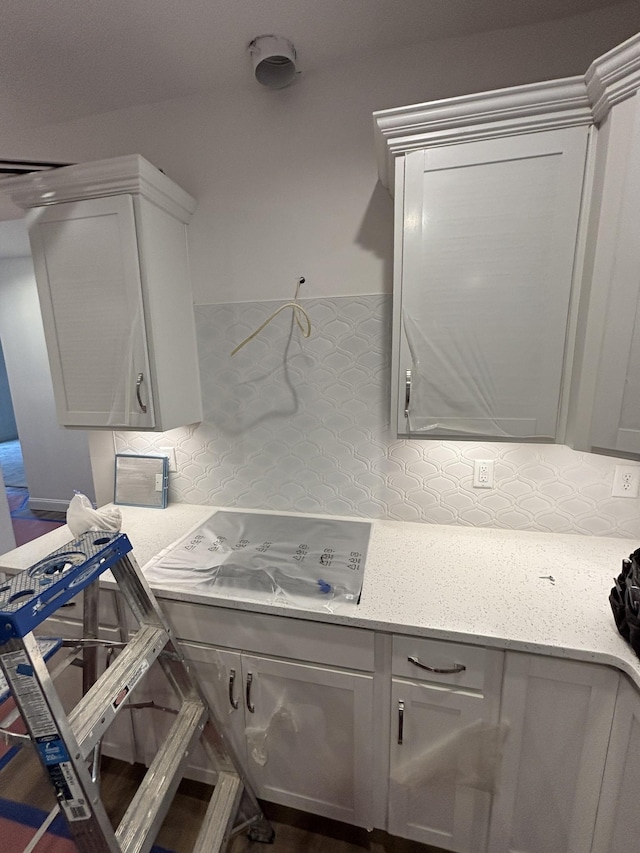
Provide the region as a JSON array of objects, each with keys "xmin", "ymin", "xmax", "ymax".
[
  {"xmin": 135, "ymin": 631, "xmax": 376, "ymax": 828},
  {"xmin": 152, "ymin": 598, "xmax": 379, "ymax": 825},
  {"xmin": 591, "ymin": 675, "xmax": 640, "ymax": 853},
  {"xmin": 487, "ymin": 652, "xmax": 619, "ymax": 853},
  {"xmin": 388, "ymin": 636, "xmax": 504, "ymax": 853},
  {"xmin": 42, "ymin": 588, "xmax": 633, "ymax": 852}
]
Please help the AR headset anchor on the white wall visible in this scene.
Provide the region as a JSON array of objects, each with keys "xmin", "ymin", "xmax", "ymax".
[
  {"xmin": 0, "ymin": 467, "xmax": 16, "ymax": 553},
  {"xmin": 0, "ymin": 4, "xmax": 638, "ymax": 306},
  {"xmin": 0, "ymin": 257, "xmax": 96, "ymax": 510}
]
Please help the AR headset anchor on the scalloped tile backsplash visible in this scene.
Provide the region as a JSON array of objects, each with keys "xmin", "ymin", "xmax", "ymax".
[{"xmin": 114, "ymin": 296, "xmax": 640, "ymax": 539}]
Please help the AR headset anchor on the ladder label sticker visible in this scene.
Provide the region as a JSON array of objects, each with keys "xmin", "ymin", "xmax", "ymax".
[
  {"xmin": 36, "ymin": 737, "xmax": 70, "ymax": 765},
  {"xmin": 2, "ymin": 650, "xmax": 58, "ymax": 738},
  {"xmin": 112, "ymin": 658, "xmax": 149, "ymax": 710}
]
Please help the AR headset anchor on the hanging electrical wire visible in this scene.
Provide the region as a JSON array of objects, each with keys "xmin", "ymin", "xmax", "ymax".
[{"xmin": 230, "ymin": 277, "xmax": 312, "ymax": 356}]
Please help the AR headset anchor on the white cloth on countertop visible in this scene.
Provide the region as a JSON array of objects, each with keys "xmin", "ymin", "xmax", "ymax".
[{"xmin": 66, "ymin": 492, "xmax": 122, "ymax": 538}]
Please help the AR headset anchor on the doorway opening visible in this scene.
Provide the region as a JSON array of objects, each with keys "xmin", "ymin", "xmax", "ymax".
[{"xmin": 0, "ymin": 337, "xmax": 64, "ymax": 547}]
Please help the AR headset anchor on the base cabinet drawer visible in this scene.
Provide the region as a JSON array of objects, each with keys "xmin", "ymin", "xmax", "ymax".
[{"xmin": 392, "ymin": 635, "xmax": 493, "ymax": 691}]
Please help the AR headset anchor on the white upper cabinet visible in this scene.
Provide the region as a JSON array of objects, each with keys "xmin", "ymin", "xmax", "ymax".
[
  {"xmin": 2, "ymin": 155, "xmax": 203, "ymax": 431},
  {"xmin": 375, "ymin": 32, "xmax": 640, "ymax": 452},
  {"xmin": 568, "ymin": 35, "xmax": 640, "ymax": 457},
  {"xmin": 400, "ymin": 128, "xmax": 588, "ymax": 440},
  {"xmin": 375, "ymin": 80, "xmax": 593, "ymax": 442}
]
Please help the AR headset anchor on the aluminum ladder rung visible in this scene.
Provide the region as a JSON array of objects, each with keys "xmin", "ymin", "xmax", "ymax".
[
  {"xmin": 192, "ymin": 770, "xmax": 244, "ymax": 853},
  {"xmin": 69, "ymin": 623, "xmax": 169, "ymax": 759},
  {"xmin": 116, "ymin": 698, "xmax": 207, "ymax": 853}
]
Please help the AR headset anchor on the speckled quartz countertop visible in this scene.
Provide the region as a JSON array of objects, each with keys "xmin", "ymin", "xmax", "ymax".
[{"xmin": 2, "ymin": 503, "xmax": 640, "ymax": 688}]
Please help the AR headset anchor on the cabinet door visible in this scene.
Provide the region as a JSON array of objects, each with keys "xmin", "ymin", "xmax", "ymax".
[
  {"xmin": 133, "ymin": 642, "xmax": 248, "ymax": 784},
  {"xmin": 587, "ymin": 93, "xmax": 640, "ymax": 456},
  {"xmin": 389, "ymin": 678, "xmax": 495, "ymax": 852},
  {"xmin": 591, "ymin": 676, "xmax": 640, "ymax": 853},
  {"xmin": 242, "ymin": 654, "xmax": 375, "ymax": 828},
  {"xmin": 179, "ymin": 644, "xmax": 249, "ymax": 784},
  {"xmin": 27, "ymin": 195, "xmax": 155, "ymax": 429},
  {"xmin": 398, "ymin": 127, "xmax": 588, "ymax": 440},
  {"xmin": 488, "ymin": 653, "xmax": 618, "ymax": 853}
]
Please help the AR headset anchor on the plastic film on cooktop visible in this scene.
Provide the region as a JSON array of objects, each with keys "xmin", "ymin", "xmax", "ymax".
[{"xmin": 143, "ymin": 511, "xmax": 371, "ymax": 613}]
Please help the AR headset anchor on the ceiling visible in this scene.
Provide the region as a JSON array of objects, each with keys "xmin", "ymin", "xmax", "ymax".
[{"xmin": 0, "ymin": 0, "xmax": 629, "ymax": 127}]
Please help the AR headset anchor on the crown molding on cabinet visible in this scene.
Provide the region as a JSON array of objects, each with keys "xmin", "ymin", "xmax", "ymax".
[
  {"xmin": 586, "ymin": 32, "xmax": 640, "ymax": 125},
  {"xmin": 0, "ymin": 154, "xmax": 196, "ymax": 223},
  {"xmin": 375, "ymin": 31, "xmax": 640, "ymax": 193},
  {"xmin": 373, "ymin": 77, "xmax": 590, "ymax": 191}
]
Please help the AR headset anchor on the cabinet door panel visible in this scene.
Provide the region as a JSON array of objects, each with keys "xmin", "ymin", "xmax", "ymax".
[
  {"xmin": 592, "ymin": 677, "xmax": 640, "ymax": 853},
  {"xmin": 128, "ymin": 642, "xmax": 247, "ymax": 783},
  {"xmin": 27, "ymin": 195, "xmax": 155, "ymax": 428},
  {"xmin": 243, "ymin": 654, "xmax": 375, "ymax": 827},
  {"xmin": 488, "ymin": 653, "xmax": 618, "ymax": 853},
  {"xmin": 157, "ymin": 642, "xmax": 247, "ymax": 784},
  {"xmin": 181, "ymin": 645, "xmax": 248, "ymax": 784},
  {"xmin": 389, "ymin": 679, "xmax": 494, "ymax": 852},
  {"xmin": 399, "ymin": 127, "xmax": 588, "ymax": 440},
  {"xmin": 589, "ymin": 94, "xmax": 640, "ymax": 455}
]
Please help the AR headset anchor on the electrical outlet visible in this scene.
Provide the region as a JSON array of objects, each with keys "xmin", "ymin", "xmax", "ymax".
[
  {"xmin": 612, "ymin": 465, "xmax": 640, "ymax": 498},
  {"xmin": 473, "ymin": 459, "xmax": 494, "ymax": 489},
  {"xmin": 159, "ymin": 447, "xmax": 177, "ymax": 472}
]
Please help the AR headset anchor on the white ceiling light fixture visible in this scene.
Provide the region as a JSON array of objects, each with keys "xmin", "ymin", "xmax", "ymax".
[{"xmin": 248, "ymin": 34, "xmax": 298, "ymax": 89}]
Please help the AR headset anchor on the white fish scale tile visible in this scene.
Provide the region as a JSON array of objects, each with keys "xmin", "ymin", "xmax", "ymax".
[{"xmin": 114, "ymin": 295, "xmax": 640, "ymax": 539}]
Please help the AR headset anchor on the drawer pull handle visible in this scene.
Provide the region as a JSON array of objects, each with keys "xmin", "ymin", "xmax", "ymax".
[
  {"xmin": 408, "ymin": 655, "xmax": 466, "ymax": 674},
  {"xmin": 246, "ymin": 672, "xmax": 255, "ymax": 713},
  {"xmin": 228, "ymin": 668, "xmax": 239, "ymax": 709},
  {"xmin": 136, "ymin": 372, "xmax": 148, "ymax": 414},
  {"xmin": 398, "ymin": 700, "xmax": 404, "ymax": 744}
]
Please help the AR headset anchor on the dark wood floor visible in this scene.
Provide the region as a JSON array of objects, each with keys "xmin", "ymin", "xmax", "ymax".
[
  {"xmin": 100, "ymin": 758, "xmax": 442, "ymax": 853},
  {"xmin": 0, "ymin": 749, "xmax": 442, "ymax": 852}
]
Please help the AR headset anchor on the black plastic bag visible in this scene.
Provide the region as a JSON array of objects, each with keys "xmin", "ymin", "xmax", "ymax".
[{"xmin": 610, "ymin": 548, "xmax": 640, "ymax": 658}]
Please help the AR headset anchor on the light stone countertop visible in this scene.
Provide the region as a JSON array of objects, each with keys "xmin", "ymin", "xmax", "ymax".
[{"xmin": 1, "ymin": 503, "xmax": 639, "ymax": 687}]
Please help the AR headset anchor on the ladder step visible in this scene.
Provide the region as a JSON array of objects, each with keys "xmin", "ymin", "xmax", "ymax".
[
  {"xmin": 69, "ymin": 623, "xmax": 169, "ymax": 758},
  {"xmin": 192, "ymin": 770, "xmax": 244, "ymax": 853},
  {"xmin": 116, "ymin": 698, "xmax": 207, "ymax": 853}
]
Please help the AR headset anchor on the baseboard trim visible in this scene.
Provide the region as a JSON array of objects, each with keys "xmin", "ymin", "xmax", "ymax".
[{"xmin": 28, "ymin": 497, "xmax": 69, "ymax": 513}]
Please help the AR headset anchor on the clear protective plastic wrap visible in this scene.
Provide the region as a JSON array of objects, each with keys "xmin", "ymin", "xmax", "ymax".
[
  {"xmin": 403, "ymin": 310, "xmax": 545, "ymax": 440},
  {"xmin": 143, "ymin": 510, "xmax": 371, "ymax": 613},
  {"xmin": 398, "ymin": 128, "xmax": 589, "ymax": 442},
  {"xmin": 391, "ymin": 719, "xmax": 509, "ymax": 794}
]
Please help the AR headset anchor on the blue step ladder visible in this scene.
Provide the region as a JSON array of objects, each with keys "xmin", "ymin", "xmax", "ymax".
[{"xmin": 0, "ymin": 531, "xmax": 274, "ymax": 853}]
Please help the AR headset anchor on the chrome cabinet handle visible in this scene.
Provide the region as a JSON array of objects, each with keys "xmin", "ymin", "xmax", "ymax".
[
  {"xmin": 136, "ymin": 372, "xmax": 148, "ymax": 413},
  {"xmin": 228, "ymin": 668, "xmax": 239, "ymax": 709},
  {"xmin": 398, "ymin": 700, "xmax": 404, "ymax": 745},
  {"xmin": 404, "ymin": 369, "xmax": 411, "ymax": 418},
  {"xmin": 246, "ymin": 672, "xmax": 255, "ymax": 713},
  {"xmin": 408, "ymin": 655, "xmax": 466, "ymax": 674}
]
